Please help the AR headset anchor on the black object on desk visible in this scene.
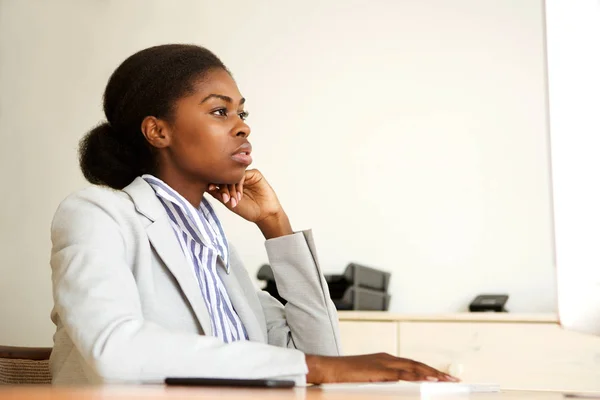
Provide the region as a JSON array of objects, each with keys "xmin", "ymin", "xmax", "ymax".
[
  {"xmin": 469, "ymin": 294, "xmax": 509, "ymax": 312},
  {"xmin": 257, "ymin": 262, "xmax": 391, "ymax": 311},
  {"xmin": 165, "ymin": 377, "xmax": 295, "ymax": 388}
]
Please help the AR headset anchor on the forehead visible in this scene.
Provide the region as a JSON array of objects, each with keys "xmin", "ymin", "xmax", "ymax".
[{"xmin": 192, "ymin": 68, "xmax": 242, "ymax": 100}]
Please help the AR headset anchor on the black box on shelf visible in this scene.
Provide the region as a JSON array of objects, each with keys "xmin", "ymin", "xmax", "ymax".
[{"xmin": 257, "ymin": 262, "xmax": 391, "ymax": 311}]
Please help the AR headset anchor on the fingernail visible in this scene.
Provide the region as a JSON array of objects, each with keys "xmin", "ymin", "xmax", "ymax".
[
  {"xmin": 208, "ymin": 185, "xmax": 215, "ymax": 191},
  {"xmin": 231, "ymin": 198, "xmax": 237, "ymax": 208},
  {"xmin": 426, "ymin": 377, "xmax": 439, "ymax": 382},
  {"xmin": 447, "ymin": 375, "xmax": 460, "ymax": 382},
  {"xmin": 238, "ymin": 192, "xmax": 242, "ymax": 201},
  {"xmin": 223, "ymin": 193, "xmax": 230, "ymax": 203}
]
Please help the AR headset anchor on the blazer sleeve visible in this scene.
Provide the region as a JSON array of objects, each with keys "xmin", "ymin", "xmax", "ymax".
[
  {"xmin": 50, "ymin": 189, "xmax": 308, "ymax": 385},
  {"xmin": 258, "ymin": 230, "xmax": 342, "ymax": 356}
]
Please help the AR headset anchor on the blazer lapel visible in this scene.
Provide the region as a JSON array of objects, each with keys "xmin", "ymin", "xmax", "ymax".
[
  {"xmin": 123, "ymin": 177, "xmax": 213, "ymax": 336},
  {"xmin": 217, "ymin": 260, "xmax": 267, "ymax": 343}
]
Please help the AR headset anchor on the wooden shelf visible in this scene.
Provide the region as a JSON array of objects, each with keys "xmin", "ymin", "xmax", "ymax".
[{"xmin": 337, "ymin": 311, "xmax": 558, "ymax": 324}]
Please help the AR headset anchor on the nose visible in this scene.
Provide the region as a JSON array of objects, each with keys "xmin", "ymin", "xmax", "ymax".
[{"xmin": 234, "ymin": 119, "xmax": 251, "ymax": 138}]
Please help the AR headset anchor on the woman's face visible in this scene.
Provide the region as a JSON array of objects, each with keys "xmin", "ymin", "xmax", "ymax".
[{"xmin": 160, "ymin": 68, "xmax": 251, "ymax": 186}]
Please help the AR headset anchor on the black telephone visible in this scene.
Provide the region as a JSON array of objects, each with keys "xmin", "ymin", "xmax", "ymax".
[{"xmin": 469, "ymin": 294, "xmax": 509, "ymax": 312}]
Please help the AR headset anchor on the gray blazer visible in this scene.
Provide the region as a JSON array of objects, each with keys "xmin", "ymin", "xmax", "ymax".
[{"xmin": 49, "ymin": 177, "xmax": 341, "ymax": 385}]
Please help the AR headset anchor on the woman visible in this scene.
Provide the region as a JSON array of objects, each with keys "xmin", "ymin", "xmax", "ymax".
[{"xmin": 49, "ymin": 44, "xmax": 456, "ymax": 385}]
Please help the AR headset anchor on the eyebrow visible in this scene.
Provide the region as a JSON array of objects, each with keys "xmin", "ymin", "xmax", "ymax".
[{"xmin": 200, "ymin": 94, "xmax": 246, "ymax": 105}]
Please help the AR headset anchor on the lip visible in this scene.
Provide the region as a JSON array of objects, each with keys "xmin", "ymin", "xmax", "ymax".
[{"xmin": 231, "ymin": 142, "xmax": 253, "ymax": 166}]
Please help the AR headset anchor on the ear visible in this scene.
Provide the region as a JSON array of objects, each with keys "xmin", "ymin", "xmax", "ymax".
[{"xmin": 141, "ymin": 116, "xmax": 172, "ymax": 148}]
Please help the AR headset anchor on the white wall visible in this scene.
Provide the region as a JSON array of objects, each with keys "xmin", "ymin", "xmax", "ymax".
[
  {"xmin": 545, "ymin": 0, "xmax": 600, "ymax": 335},
  {"xmin": 0, "ymin": 0, "xmax": 553, "ymax": 346}
]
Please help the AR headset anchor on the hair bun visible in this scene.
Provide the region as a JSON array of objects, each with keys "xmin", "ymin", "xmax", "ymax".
[
  {"xmin": 101, "ymin": 122, "xmax": 118, "ymax": 137},
  {"xmin": 78, "ymin": 122, "xmax": 140, "ymax": 189}
]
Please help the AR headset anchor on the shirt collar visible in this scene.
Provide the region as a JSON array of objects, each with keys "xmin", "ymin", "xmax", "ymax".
[{"xmin": 141, "ymin": 174, "xmax": 230, "ymax": 271}]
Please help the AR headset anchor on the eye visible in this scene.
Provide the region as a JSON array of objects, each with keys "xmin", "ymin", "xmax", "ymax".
[
  {"xmin": 211, "ymin": 108, "xmax": 228, "ymax": 117},
  {"xmin": 238, "ymin": 111, "xmax": 249, "ymax": 121}
]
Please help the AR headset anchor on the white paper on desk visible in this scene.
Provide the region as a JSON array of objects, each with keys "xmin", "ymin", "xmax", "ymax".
[{"xmin": 319, "ymin": 381, "xmax": 500, "ymax": 395}]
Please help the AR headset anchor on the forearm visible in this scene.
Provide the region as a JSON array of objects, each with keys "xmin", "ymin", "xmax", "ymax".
[
  {"xmin": 264, "ymin": 230, "xmax": 341, "ymax": 356},
  {"xmin": 305, "ymin": 354, "xmax": 325, "ymax": 384},
  {"xmin": 256, "ymin": 211, "xmax": 293, "ymax": 240},
  {"xmin": 70, "ymin": 317, "xmax": 308, "ymax": 384}
]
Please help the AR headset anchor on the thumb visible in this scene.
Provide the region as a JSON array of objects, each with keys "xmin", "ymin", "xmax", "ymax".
[
  {"xmin": 243, "ymin": 169, "xmax": 263, "ymax": 186},
  {"xmin": 206, "ymin": 185, "xmax": 227, "ymax": 205}
]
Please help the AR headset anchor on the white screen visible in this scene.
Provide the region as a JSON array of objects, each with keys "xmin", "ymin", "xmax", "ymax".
[{"xmin": 546, "ymin": 0, "xmax": 600, "ymax": 335}]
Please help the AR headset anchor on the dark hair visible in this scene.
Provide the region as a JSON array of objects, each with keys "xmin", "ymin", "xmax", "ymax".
[{"xmin": 79, "ymin": 44, "xmax": 228, "ymax": 189}]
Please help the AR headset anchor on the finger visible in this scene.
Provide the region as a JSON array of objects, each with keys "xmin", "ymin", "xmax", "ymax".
[
  {"xmin": 393, "ymin": 362, "xmax": 430, "ymax": 382},
  {"xmin": 390, "ymin": 358, "xmax": 444, "ymax": 381},
  {"xmin": 206, "ymin": 185, "xmax": 224, "ymax": 203},
  {"xmin": 243, "ymin": 168, "xmax": 260, "ymax": 186},
  {"xmin": 395, "ymin": 368, "xmax": 445, "ymax": 383},
  {"xmin": 410, "ymin": 360, "xmax": 457, "ymax": 382},
  {"xmin": 228, "ymin": 184, "xmax": 238, "ymax": 208},
  {"xmin": 235, "ymin": 180, "xmax": 244, "ymax": 202},
  {"xmin": 220, "ymin": 185, "xmax": 231, "ymax": 205},
  {"xmin": 395, "ymin": 371, "xmax": 420, "ymax": 382}
]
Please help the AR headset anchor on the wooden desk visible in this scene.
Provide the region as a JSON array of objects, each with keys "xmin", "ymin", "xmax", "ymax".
[{"xmin": 0, "ymin": 386, "xmax": 583, "ymax": 400}]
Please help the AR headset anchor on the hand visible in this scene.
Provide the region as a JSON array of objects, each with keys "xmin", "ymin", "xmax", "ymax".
[
  {"xmin": 305, "ymin": 353, "xmax": 459, "ymax": 384},
  {"xmin": 207, "ymin": 169, "xmax": 293, "ymax": 239}
]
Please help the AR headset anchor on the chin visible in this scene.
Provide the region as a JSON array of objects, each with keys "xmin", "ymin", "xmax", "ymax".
[{"xmin": 215, "ymin": 168, "xmax": 246, "ymax": 185}]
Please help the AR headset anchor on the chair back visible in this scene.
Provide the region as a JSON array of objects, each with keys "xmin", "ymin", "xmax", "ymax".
[{"xmin": 0, "ymin": 346, "xmax": 52, "ymax": 384}]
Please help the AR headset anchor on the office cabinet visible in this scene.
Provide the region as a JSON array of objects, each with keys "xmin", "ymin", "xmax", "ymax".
[
  {"xmin": 338, "ymin": 312, "xmax": 600, "ymax": 392},
  {"xmin": 339, "ymin": 321, "xmax": 397, "ymax": 356}
]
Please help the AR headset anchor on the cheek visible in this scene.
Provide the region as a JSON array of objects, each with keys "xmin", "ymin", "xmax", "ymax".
[{"xmin": 174, "ymin": 118, "xmax": 228, "ymax": 165}]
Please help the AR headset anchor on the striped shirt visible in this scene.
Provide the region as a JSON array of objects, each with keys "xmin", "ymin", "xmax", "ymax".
[{"xmin": 142, "ymin": 175, "xmax": 248, "ymax": 343}]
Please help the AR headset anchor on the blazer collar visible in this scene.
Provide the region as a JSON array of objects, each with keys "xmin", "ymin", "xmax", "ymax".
[
  {"xmin": 122, "ymin": 176, "xmax": 214, "ymax": 337},
  {"xmin": 122, "ymin": 176, "xmax": 164, "ymax": 223}
]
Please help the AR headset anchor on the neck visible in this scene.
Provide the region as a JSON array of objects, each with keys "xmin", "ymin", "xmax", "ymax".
[{"xmin": 156, "ymin": 170, "xmax": 207, "ymax": 209}]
